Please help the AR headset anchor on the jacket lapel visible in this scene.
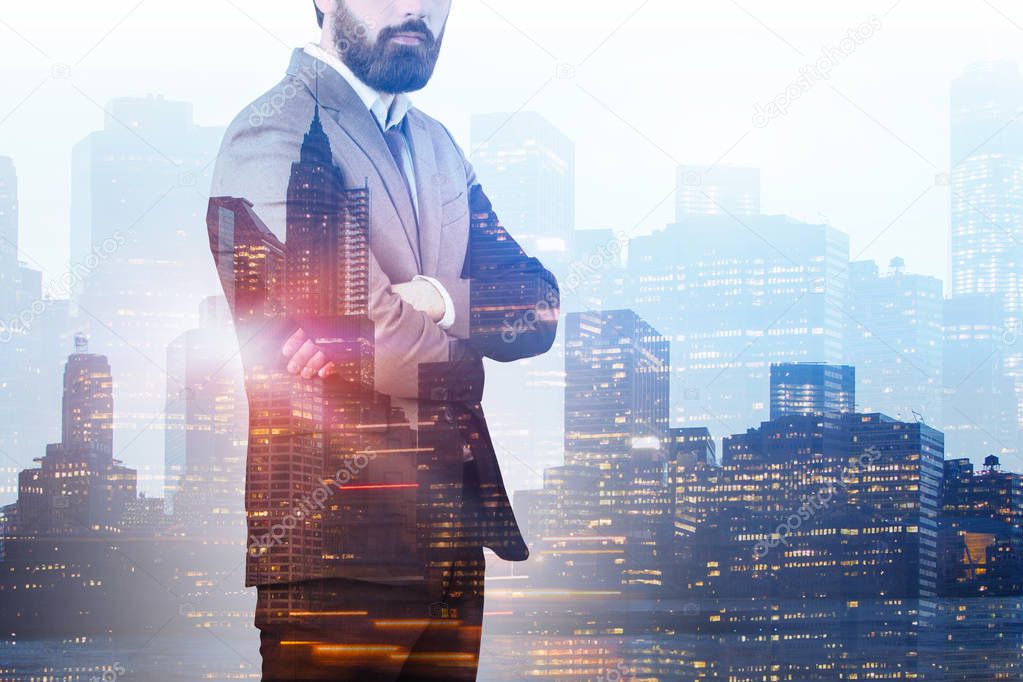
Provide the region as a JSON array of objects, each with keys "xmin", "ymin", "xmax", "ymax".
[
  {"xmin": 287, "ymin": 49, "xmax": 422, "ymax": 271},
  {"xmin": 406, "ymin": 110, "xmax": 442, "ymax": 276}
]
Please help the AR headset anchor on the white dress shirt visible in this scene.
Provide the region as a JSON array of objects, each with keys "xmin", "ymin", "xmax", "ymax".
[{"xmin": 303, "ymin": 43, "xmax": 455, "ymax": 331}]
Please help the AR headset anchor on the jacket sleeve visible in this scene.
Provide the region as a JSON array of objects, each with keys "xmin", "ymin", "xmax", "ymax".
[
  {"xmin": 430, "ymin": 129, "xmax": 561, "ymax": 363},
  {"xmin": 208, "ymin": 105, "xmax": 484, "ymax": 402}
]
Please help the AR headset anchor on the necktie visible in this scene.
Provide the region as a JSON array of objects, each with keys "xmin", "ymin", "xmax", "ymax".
[{"xmin": 382, "ymin": 119, "xmax": 416, "ymax": 216}]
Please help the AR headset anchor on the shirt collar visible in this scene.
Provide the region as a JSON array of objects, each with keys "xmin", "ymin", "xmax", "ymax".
[{"xmin": 303, "ymin": 42, "xmax": 412, "ymax": 132}]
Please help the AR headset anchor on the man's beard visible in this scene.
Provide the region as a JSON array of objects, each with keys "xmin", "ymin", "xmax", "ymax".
[{"xmin": 332, "ymin": 5, "xmax": 444, "ymax": 94}]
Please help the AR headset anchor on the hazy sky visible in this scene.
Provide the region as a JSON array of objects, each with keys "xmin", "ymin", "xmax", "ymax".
[{"xmin": 3, "ymin": 0, "xmax": 1023, "ymax": 289}]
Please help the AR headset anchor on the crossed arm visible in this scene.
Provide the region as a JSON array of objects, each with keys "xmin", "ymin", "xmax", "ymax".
[
  {"xmin": 210, "ymin": 112, "xmax": 559, "ymax": 400},
  {"xmin": 283, "ymin": 179, "xmax": 561, "ymax": 390}
]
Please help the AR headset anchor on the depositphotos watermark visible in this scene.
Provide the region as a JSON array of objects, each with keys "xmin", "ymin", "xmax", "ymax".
[
  {"xmin": 752, "ymin": 445, "xmax": 881, "ymax": 560},
  {"xmin": 90, "ymin": 662, "xmax": 126, "ymax": 682},
  {"xmin": 753, "ymin": 15, "xmax": 882, "ymax": 129},
  {"xmin": 600, "ymin": 662, "xmax": 633, "ymax": 681},
  {"xmin": 249, "ymin": 451, "xmax": 378, "ymax": 550}
]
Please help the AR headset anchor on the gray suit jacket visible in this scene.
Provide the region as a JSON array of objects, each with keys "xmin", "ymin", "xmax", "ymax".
[{"xmin": 209, "ymin": 48, "xmax": 559, "ymax": 586}]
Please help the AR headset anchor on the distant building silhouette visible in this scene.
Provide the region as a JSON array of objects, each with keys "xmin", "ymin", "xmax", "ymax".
[
  {"xmin": 16, "ymin": 334, "xmax": 136, "ymax": 536},
  {"xmin": 470, "ymin": 111, "xmax": 575, "ymax": 249},
  {"xmin": 847, "ymin": 257, "xmax": 943, "ymax": 422},
  {"xmin": 72, "ymin": 95, "xmax": 225, "ymax": 490},
  {"xmin": 628, "ymin": 215, "xmax": 849, "ymax": 434},
  {"xmin": 950, "ymin": 62, "xmax": 1023, "ymax": 451},
  {"xmin": 676, "ymin": 164, "xmax": 761, "ymax": 220},
  {"xmin": 942, "ymin": 293, "xmax": 1019, "ymax": 459},
  {"xmin": 163, "ymin": 296, "xmax": 246, "ymax": 527}
]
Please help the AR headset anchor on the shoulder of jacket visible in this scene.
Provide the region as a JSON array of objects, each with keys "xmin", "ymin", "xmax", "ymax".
[{"xmin": 221, "ymin": 74, "xmax": 316, "ymax": 149}]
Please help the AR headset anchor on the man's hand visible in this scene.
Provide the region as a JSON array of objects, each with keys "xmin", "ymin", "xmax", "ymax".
[
  {"xmin": 282, "ymin": 328, "xmax": 336, "ymax": 379},
  {"xmin": 392, "ymin": 279, "xmax": 445, "ymax": 323}
]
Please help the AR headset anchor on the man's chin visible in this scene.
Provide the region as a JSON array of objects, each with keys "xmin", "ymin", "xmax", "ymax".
[{"xmin": 373, "ymin": 62, "xmax": 437, "ymax": 93}]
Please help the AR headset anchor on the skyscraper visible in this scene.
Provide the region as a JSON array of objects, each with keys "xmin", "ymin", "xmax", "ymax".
[
  {"xmin": 470, "ymin": 111, "xmax": 575, "ymax": 248},
  {"xmin": 163, "ymin": 296, "xmax": 245, "ymax": 527},
  {"xmin": 283, "ymin": 104, "xmax": 374, "ymax": 390},
  {"xmin": 564, "ymin": 310, "xmax": 670, "ymax": 474},
  {"xmin": 0, "ymin": 156, "xmax": 17, "ymax": 309},
  {"xmin": 210, "ymin": 108, "xmax": 419, "ymax": 588},
  {"xmin": 769, "ymin": 362, "xmax": 855, "ymax": 420},
  {"xmin": 16, "ymin": 334, "xmax": 136, "ymax": 536},
  {"xmin": 847, "ymin": 257, "xmax": 943, "ymax": 422},
  {"xmin": 943, "ymin": 293, "xmax": 1018, "ymax": 460},
  {"xmin": 61, "ymin": 333, "xmax": 114, "ymax": 458},
  {"xmin": 71, "ymin": 95, "xmax": 225, "ymax": 492},
  {"xmin": 0, "ymin": 157, "xmax": 74, "ymax": 505},
  {"xmin": 950, "ymin": 62, "xmax": 1023, "ymax": 440},
  {"xmin": 516, "ymin": 309, "xmax": 671, "ymax": 589},
  {"xmin": 629, "ymin": 214, "xmax": 849, "ymax": 434},
  {"xmin": 468, "ymin": 112, "xmax": 575, "ymax": 493}
]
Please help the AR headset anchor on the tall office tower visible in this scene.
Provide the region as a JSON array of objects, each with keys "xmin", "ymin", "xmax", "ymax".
[
  {"xmin": 0, "ymin": 157, "xmax": 21, "ymax": 498},
  {"xmin": 466, "ymin": 185, "xmax": 559, "ymax": 350},
  {"xmin": 669, "ymin": 426, "xmax": 716, "ymax": 573},
  {"xmin": 676, "ymin": 164, "xmax": 761, "ymax": 220},
  {"xmin": 71, "ymin": 95, "xmax": 224, "ymax": 493},
  {"xmin": 163, "ymin": 296, "xmax": 245, "ymax": 527},
  {"xmin": 950, "ymin": 62, "xmax": 1023, "ymax": 436},
  {"xmin": 564, "ymin": 310, "xmax": 670, "ymax": 473},
  {"xmin": 0, "ymin": 156, "xmax": 17, "ymax": 309},
  {"xmin": 469, "ymin": 112, "xmax": 574, "ymax": 494},
  {"xmin": 769, "ymin": 362, "xmax": 855, "ymax": 420},
  {"xmin": 208, "ymin": 195, "xmax": 312, "ymax": 585},
  {"xmin": 284, "ymin": 105, "xmax": 374, "ymax": 388},
  {"xmin": 470, "ymin": 111, "xmax": 574, "ymax": 249},
  {"xmin": 943, "ymin": 294, "xmax": 1018, "ymax": 460},
  {"xmin": 516, "ymin": 310, "xmax": 670, "ymax": 590},
  {"xmin": 846, "ymin": 413, "xmax": 945, "ymax": 603},
  {"xmin": 0, "ymin": 157, "xmax": 74, "ymax": 504},
  {"xmin": 61, "ymin": 332, "xmax": 114, "ymax": 457},
  {"xmin": 16, "ymin": 336, "xmax": 137, "ymax": 536},
  {"xmin": 629, "ymin": 215, "xmax": 848, "ymax": 435},
  {"xmin": 206, "ymin": 197, "xmax": 285, "ymax": 325},
  {"xmin": 286, "ymin": 106, "xmax": 370, "ymax": 319},
  {"xmin": 210, "ymin": 110, "xmax": 400, "ymax": 587},
  {"xmin": 847, "ymin": 258, "xmax": 944, "ymax": 422}
]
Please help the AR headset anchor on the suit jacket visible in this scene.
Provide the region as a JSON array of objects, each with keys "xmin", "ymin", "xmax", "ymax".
[{"xmin": 208, "ymin": 48, "xmax": 560, "ymax": 587}]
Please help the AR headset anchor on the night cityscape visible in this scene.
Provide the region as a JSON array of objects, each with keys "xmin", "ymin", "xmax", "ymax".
[{"xmin": 1, "ymin": 48, "xmax": 1023, "ymax": 681}]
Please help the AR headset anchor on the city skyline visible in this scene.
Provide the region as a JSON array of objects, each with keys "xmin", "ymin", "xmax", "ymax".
[
  {"xmin": 5, "ymin": 2, "xmax": 1023, "ymax": 286},
  {"xmin": 2, "ymin": 5, "xmax": 1023, "ymax": 677}
]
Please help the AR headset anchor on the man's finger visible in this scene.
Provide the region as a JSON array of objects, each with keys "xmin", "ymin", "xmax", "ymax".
[
  {"xmin": 287, "ymin": 339, "xmax": 320, "ymax": 373},
  {"xmin": 301, "ymin": 351, "xmax": 330, "ymax": 379},
  {"xmin": 282, "ymin": 328, "xmax": 307, "ymax": 356},
  {"xmin": 318, "ymin": 361, "xmax": 337, "ymax": 378}
]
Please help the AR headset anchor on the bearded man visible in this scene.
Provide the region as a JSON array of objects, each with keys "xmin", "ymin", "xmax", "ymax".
[{"xmin": 208, "ymin": 1, "xmax": 560, "ymax": 680}]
